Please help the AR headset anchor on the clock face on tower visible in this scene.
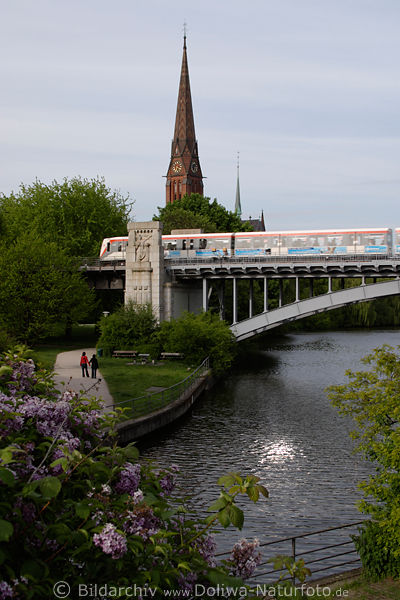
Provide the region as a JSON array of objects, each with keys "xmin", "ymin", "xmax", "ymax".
[
  {"xmin": 191, "ymin": 161, "xmax": 198, "ymax": 173},
  {"xmin": 172, "ymin": 160, "xmax": 183, "ymax": 173}
]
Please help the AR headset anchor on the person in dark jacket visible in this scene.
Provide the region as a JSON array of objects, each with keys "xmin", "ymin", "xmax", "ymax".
[
  {"xmin": 89, "ymin": 354, "xmax": 99, "ymax": 379},
  {"xmin": 80, "ymin": 352, "xmax": 90, "ymax": 377}
]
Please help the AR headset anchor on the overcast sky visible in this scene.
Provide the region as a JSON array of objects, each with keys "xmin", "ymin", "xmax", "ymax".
[{"xmin": 1, "ymin": 0, "xmax": 400, "ymax": 231}]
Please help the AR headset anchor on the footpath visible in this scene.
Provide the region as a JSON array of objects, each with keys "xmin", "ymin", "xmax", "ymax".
[{"xmin": 54, "ymin": 348, "xmax": 114, "ymax": 411}]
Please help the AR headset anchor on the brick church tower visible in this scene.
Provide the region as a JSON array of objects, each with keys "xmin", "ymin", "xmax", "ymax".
[{"xmin": 165, "ymin": 35, "xmax": 204, "ymax": 204}]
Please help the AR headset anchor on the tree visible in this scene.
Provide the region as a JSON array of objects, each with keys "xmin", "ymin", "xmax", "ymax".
[
  {"xmin": 156, "ymin": 311, "xmax": 237, "ymax": 373},
  {"xmin": 0, "ymin": 234, "xmax": 96, "ymax": 343},
  {"xmin": 97, "ymin": 301, "xmax": 158, "ymax": 356},
  {"xmin": 0, "ymin": 177, "xmax": 132, "ymax": 257},
  {"xmin": 327, "ymin": 345, "xmax": 400, "ymax": 578},
  {"xmin": 153, "ymin": 194, "xmax": 253, "ymax": 234}
]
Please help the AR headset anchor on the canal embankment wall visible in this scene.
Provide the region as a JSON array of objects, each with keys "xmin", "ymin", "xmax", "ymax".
[{"xmin": 117, "ymin": 371, "xmax": 214, "ymax": 443}]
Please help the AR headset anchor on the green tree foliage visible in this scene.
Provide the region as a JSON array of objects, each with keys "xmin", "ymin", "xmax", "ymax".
[
  {"xmin": 97, "ymin": 301, "xmax": 158, "ymax": 356},
  {"xmin": 0, "ymin": 234, "xmax": 95, "ymax": 343},
  {"xmin": 153, "ymin": 193, "xmax": 253, "ymax": 234},
  {"xmin": 327, "ymin": 345, "xmax": 400, "ymax": 578},
  {"xmin": 0, "ymin": 176, "xmax": 132, "ymax": 256},
  {"xmin": 156, "ymin": 311, "xmax": 237, "ymax": 374}
]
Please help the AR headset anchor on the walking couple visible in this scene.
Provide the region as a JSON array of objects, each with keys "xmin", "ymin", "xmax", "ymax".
[{"xmin": 80, "ymin": 352, "xmax": 99, "ymax": 378}]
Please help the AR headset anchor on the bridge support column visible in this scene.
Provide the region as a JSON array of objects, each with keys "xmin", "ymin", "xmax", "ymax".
[
  {"xmin": 217, "ymin": 281, "xmax": 225, "ymax": 320},
  {"xmin": 249, "ymin": 280, "xmax": 254, "ymax": 318},
  {"xmin": 328, "ymin": 277, "xmax": 332, "ymax": 293},
  {"xmin": 202, "ymin": 278, "xmax": 209, "ymax": 312},
  {"xmin": 295, "ymin": 277, "xmax": 300, "ymax": 302},
  {"xmin": 362, "ymin": 276, "xmax": 366, "ymax": 286},
  {"xmin": 279, "ymin": 280, "xmax": 283, "ymax": 307},
  {"xmin": 232, "ymin": 278, "xmax": 238, "ymax": 324},
  {"xmin": 264, "ymin": 277, "xmax": 268, "ymax": 312},
  {"xmin": 125, "ymin": 221, "xmax": 164, "ymax": 321},
  {"xmin": 309, "ymin": 279, "xmax": 314, "ymax": 298}
]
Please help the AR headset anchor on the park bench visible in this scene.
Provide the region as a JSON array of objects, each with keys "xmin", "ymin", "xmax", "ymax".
[
  {"xmin": 160, "ymin": 352, "xmax": 184, "ymax": 360},
  {"xmin": 112, "ymin": 350, "xmax": 138, "ymax": 358}
]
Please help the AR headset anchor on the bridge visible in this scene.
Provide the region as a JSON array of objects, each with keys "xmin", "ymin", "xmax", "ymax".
[{"xmin": 82, "ymin": 222, "xmax": 400, "ymax": 340}]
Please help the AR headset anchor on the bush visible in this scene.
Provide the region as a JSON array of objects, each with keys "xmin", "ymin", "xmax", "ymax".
[
  {"xmin": 0, "ymin": 349, "xmax": 269, "ymax": 597},
  {"xmin": 97, "ymin": 301, "xmax": 158, "ymax": 356},
  {"xmin": 353, "ymin": 520, "xmax": 400, "ymax": 580},
  {"xmin": 155, "ymin": 311, "xmax": 237, "ymax": 374}
]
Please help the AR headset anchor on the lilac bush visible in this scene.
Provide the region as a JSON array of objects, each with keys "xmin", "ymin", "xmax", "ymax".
[{"xmin": 0, "ymin": 348, "xmax": 268, "ymax": 598}]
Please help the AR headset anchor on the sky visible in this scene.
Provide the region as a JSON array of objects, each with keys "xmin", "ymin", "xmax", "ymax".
[{"xmin": 1, "ymin": 0, "xmax": 400, "ymax": 231}]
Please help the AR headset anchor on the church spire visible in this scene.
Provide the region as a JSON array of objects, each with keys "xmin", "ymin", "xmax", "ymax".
[
  {"xmin": 166, "ymin": 32, "xmax": 203, "ymax": 204},
  {"xmin": 235, "ymin": 152, "xmax": 242, "ymax": 217}
]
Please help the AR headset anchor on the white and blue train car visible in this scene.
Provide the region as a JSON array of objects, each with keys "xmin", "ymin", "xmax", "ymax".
[{"xmin": 233, "ymin": 228, "xmax": 392, "ymax": 257}]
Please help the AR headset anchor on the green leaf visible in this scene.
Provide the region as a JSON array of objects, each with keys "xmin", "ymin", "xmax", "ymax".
[
  {"xmin": 217, "ymin": 508, "xmax": 231, "ymax": 528},
  {"xmin": 21, "ymin": 559, "xmax": 49, "ymax": 580},
  {"xmin": 39, "ymin": 476, "xmax": 62, "ymax": 498},
  {"xmin": 75, "ymin": 502, "xmax": 91, "ymax": 519},
  {"xmin": 0, "ymin": 519, "xmax": 13, "ymax": 542},
  {"xmin": 208, "ymin": 497, "xmax": 228, "ymax": 512},
  {"xmin": 206, "ymin": 568, "xmax": 244, "ymax": 587},
  {"xmin": 218, "ymin": 473, "xmax": 238, "ymax": 488},
  {"xmin": 227, "ymin": 505, "xmax": 244, "ymax": 530},
  {"xmin": 0, "ymin": 467, "xmax": 15, "ymax": 487},
  {"xmin": 246, "ymin": 486, "xmax": 259, "ymax": 502},
  {"xmin": 257, "ymin": 484, "xmax": 269, "ymax": 498}
]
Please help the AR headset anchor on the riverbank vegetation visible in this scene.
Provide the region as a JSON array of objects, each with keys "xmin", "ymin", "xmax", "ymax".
[
  {"xmin": 97, "ymin": 302, "xmax": 237, "ymax": 374},
  {"xmin": 328, "ymin": 345, "xmax": 400, "ymax": 581}
]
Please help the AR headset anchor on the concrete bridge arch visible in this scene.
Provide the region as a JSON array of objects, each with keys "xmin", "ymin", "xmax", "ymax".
[{"xmin": 230, "ymin": 279, "xmax": 400, "ymax": 341}]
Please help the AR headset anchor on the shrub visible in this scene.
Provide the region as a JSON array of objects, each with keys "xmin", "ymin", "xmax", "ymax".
[
  {"xmin": 155, "ymin": 311, "xmax": 237, "ymax": 374},
  {"xmin": 97, "ymin": 301, "xmax": 158, "ymax": 356},
  {"xmin": 353, "ymin": 520, "xmax": 400, "ymax": 580},
  {"xmin": 0, "ymin": 349, "xmax": 268, "ymax": 597}
]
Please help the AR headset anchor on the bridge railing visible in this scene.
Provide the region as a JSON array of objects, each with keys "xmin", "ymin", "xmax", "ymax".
[
  {"xmin": 115, "ymin": 356, "xmax": 210, "ymax": 418},
  {"xmin": 166, "ymin": 254, "xmax": 400, "ymax": 266}
]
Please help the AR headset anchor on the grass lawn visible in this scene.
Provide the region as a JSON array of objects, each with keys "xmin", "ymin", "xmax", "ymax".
[
  {"xmin": 98, "ymin": 358, "xmax": 192, "ymax": 408},
  {"xmin": 308, "ymin": 576, "xmax": 400, "ymax": 599}
]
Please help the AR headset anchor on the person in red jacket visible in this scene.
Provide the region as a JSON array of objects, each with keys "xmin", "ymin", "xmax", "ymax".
[{"xmin": 80, "ymin": 351, "xmax": 90, "ymax": 377}]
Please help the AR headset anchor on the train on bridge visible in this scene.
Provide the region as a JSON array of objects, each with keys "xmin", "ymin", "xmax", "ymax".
[{"xmin": 100, "ymin": 227, "xmax": 400, "ymax": 260}]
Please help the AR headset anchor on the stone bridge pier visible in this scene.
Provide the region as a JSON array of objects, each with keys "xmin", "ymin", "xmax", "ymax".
[{"xmin": 125, "ymin": 221, "xmax": 202, "ymax": 321}]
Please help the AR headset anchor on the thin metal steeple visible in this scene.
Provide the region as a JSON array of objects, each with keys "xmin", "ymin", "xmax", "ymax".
[{"xmin": 235, "ymin": 152, "xmax": 242, "ymax": 217}]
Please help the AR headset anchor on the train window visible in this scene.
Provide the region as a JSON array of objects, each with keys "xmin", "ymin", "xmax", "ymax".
[
  {"xmin": 182, "ymin": 239, "xmax": 187, "ymax": 250},
  {"xmin": 189, "ymin": 239, "xmax": 194, "ymax": 250},
  {"xmin": 107, "ymin": 242, "xmax": 110, "ymax": 252},
  {"xmin": 199, "ymin": 238, "xmax": 207, "ymax": 249},
  {"xmin": 118, "ymin": 244, "xmax": 122, "ymax": 252}
]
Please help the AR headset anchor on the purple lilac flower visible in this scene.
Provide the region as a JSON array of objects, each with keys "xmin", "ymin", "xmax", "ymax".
[
  {"xmin": 115, "ymin": 463, "xmax": 141, "ymax": 495},
  {"xmin": 14, "ymin": 498, "xmax": 36, "ymax": 524},
  {"xmin": 0, "ymin": 581, "xmax": 13, "ymax": 599},
  {"xmin": 123, "ymin": 506, "xmax": 160, "ymax": 540},
  {"xmin": 177, "ymin": 572, "xmax": 197, "ymax": 593},
  {"xmin": 195, "ymin": 533, "xmax": 217, "ymax": 567},
  {"xmin": 229, "ymin": 538, "xmax": 262, "ymax": 579},
  {"xmin": 93, "ymin": 523, "xmax": 127, "ymax": 559}
]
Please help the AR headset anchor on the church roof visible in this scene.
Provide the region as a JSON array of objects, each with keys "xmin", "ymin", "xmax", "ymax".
[{"xmin": 173, "ymin": 35, "xmax": 196, "ymax": 155}]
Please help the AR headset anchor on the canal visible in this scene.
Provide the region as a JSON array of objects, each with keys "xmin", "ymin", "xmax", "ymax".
[{"xmin": 141, "ymin": 330, "xmax": 399, "ymax": 555}]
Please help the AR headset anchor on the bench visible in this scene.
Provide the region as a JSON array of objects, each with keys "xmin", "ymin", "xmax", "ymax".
[
  {"xmin": 160, "ymin": 352, "xmax": 184, "ymax": 360},
  {"xmin": 112, "ymin": 350, "xmax": 138, "ymax": 358}
]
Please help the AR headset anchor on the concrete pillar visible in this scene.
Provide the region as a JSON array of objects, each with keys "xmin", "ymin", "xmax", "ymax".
[
  {"xmin": 202, "ymin": 278, "xmax": 208, "ymax": 312},
  {"xmin": 362, "ymin": 276, "xmax": 366, "ymax": 286},
  {"xmin": 264, "ymin": 277, "xmax": 268, "ymax": 312},
  {"xmin": 295, "ymin": 277, "xmax": 300, "ymax": 302},
  {"xmin": 309, "ymin": 278, "xmax": 314, "ymax": 298},
  {"xmin": 125, "ymin": 221, "xmax": 164, "ymax": 322},
  {"xmin": 232, "ymin": 278, "xmax": 238, "ymax": 324},
  {"xmin": 249, "ymin": 279, "xmax": 254, "ymax": 318},
  {"xmin": 328, "ymin": 277, "xmax": 332, "ymax": 293},
  {"xmin": 217, "ymin": 280, "xmax": 225, "ymax": 320},
  {"xmin": 279, "ymin": 279, "xmax": 283, "ymax": 307}
]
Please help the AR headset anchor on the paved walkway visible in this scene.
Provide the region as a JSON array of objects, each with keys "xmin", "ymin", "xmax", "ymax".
[{"xmin": 54, "ymin": 348, "xmax": 114, "ymax": 410}]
